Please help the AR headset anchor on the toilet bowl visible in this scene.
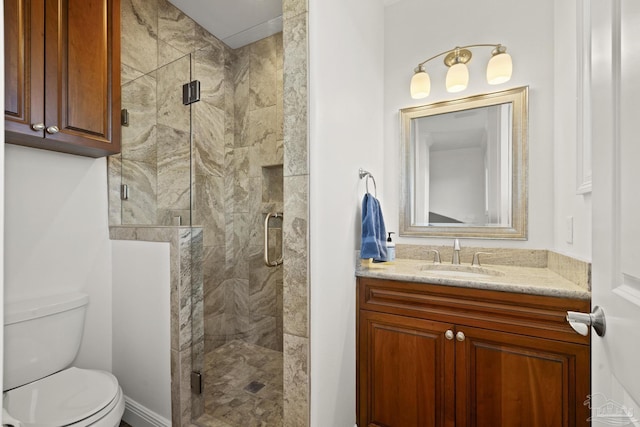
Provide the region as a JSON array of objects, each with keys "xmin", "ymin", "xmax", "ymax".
[
  {"xmin": 3, "ymin": 293, "xmax": 125, "ymax": 427},
  {"xmin": 3, "ymin": 367, "xmax": 125, "ymax": 427}
]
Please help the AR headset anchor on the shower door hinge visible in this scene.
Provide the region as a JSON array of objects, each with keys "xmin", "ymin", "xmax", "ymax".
[
  {"xmin": 191, "ymin": 371, "xmax": 202, "ymax": 395},
  {"xmin": 182, "ymin": 80, "xmax": 201, "ymax": 105},
  {"xmin": 120, "ymin": 184, "xmax": 129, "ymax": 200},
  {"xmin": 121, "ymin": 108, "xmax": 129, "ymax": 126}
]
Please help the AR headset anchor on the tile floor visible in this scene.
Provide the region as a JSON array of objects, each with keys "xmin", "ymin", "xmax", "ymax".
[{"xmin": 195, "ymin": 340, "xmax": 283, "ymax": 427}]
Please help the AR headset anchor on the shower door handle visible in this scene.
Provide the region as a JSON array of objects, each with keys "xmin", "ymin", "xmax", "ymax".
[{"xmin": 264, "ymin": 212, "xmax": 283, "ymax": 267}]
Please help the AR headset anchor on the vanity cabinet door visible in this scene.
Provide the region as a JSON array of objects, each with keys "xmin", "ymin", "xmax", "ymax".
[
  {"xmin": 455, "ymin": 326, "xmax": 590, "ymax": 427},
  {"xmin": 358, "ymin": 311, "xmax": 455, "ymax": 427},
  {"xmin": 4, "ymin": 0, "xmax": 45, "ymax": 139},
  {"xmin": 4, "ymin": 0, "xmax": 121, "ymax": 157}
]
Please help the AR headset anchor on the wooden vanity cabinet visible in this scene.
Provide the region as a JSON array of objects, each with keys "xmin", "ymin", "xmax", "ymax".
[
  {"xmin": 357, "ymin": 277, "xmax": 591, "ymax": 427},
  {"xmin": 4, "ymin": 0, "xmax": 121, "ymax": 157}
]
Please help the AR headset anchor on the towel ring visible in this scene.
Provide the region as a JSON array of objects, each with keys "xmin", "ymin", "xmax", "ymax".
[{"xmin": 359, "ymin": 168, "xmax": 377, "ymax": 198}]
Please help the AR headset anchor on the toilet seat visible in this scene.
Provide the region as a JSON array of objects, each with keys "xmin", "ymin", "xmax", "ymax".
[{"xmin": 3, "ymin": 367, "xmax": 123, "ymax": 427}]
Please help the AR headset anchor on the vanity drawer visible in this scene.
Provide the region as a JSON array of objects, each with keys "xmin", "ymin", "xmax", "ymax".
[{"xmin": 357, "ymin": 277, "xmax": 590, "ymax": 345}]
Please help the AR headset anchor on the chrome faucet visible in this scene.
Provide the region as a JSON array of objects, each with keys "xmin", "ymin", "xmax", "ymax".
[{"xmin": 452, "ymin": 239, "xmax": 461, "ymax": 264}]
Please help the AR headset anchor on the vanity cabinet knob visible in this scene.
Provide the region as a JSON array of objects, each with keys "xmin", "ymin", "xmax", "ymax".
[
  {"xmin": 445, "ymin": 330, "xmax": 454, "ymax": 340},
  {"xmin": 46, "ymin": 125, "xmax": 60, "ymax": 134},
  {"xmin": 31, "ymin": 123, "xmax": 45, "ymax": 131},
  {"xmin": 456, "ymin": 331, "xmax": 466, "ymax": 342}
]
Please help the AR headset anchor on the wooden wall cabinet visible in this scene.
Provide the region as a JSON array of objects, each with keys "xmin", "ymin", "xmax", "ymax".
[
  {"xmin": 4, "ymin": 0, "xmax": 121, "ymax": 157},
  {"xmin": 357, "ymin": 277, "xmax": 591, "ymax": 427}
]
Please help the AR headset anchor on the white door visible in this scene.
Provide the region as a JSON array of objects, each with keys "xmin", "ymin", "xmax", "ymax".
[{"xmin": 590, "ymin": 0, "xmax": 640, "ymax": 425}]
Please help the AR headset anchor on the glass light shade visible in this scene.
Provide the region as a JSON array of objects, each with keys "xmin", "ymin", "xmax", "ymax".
[
  {"xmin": 487, "ymin": 52, "xmax": 513, "ymax": 84},
  {"xmin": 445, "ymin": 63, "xmax": 469, "ymax": 93},
  {"xmin": 410, "ymin": 70, "xmax": 431, "ymax": 99}
]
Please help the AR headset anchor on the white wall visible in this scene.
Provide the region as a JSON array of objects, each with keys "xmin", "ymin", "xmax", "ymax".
[
  {"xmin": 384, "ymin": 0, "xmax": 557, "ymax": 250},
  {"xmin": 308, "ymin": 0, "xmax": 385, "ymax": 425},
  {"xmin": 4, "ymin": 145, "xmax": 113, "ymax": 371},
  {"xmin": 112, "ymin": 240, "xmax": 171, "ymax": 423},
  {"xmin": 553, "ymin": 0, "xmax": 592, "ymax": 261}
]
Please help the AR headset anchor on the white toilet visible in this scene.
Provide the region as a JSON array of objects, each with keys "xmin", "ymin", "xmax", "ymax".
[{"xmin": 2, "ymin": 292, "xmax": 125, "ymax": 426}]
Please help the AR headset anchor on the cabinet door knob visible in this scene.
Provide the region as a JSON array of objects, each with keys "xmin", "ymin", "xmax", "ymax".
[
  {"xmin": 456, "ymin": 331, "xmax": 466, "ymax": 342},
  {"xmin": 46, "ymin": 125, "xmax": 60, "ymax": 134},
  {"xmin": 31, "ymin": 123, "xmax": 45, "ymax": 131},
  {"xmin": 445, "ymin": 330, "xmax": 454, "ymax": 340}
]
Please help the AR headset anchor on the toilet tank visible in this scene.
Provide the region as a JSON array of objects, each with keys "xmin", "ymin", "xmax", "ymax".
[{"xmin": 3, "ymin": 292, "xmax": 89, "ymax": 391}]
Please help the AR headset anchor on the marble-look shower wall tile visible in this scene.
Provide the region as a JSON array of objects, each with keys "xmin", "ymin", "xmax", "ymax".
[
  {"xmin": 249, "ymin": 106, "xmax": 278, "ymax": 176},
  {"xmin": 204, "ymin": 265, "xmax": 226, "ymax": 320},
  {"xmin": 248, "ymin": 244, "xmax": 278, "ymax": 317},
  {"xmin": 122, "ymin": 74, "xmax": 157, "ymax": 163},
  {"xmin": 276, "ymin": 67, "xmax": 284, "ymax": 142},
  {"xmin": 283, "ymin": 0, "xmax": 307, "ymax": 18},
  {"xmin": 107, "ymin": 155, "xmax": 122, "ymax": 226},
  {"xmin": 157, "ymin": 209, "xmax": 191, "ymax": 226},
  {"xmin": 178, "ymin": 229, "xmax": 194, "ymax": 351},
  {"xmin": 195, "ymin": 23, "xmax": 221, "ymax": 51},
  {"xmin": 194, "ymin": 45, "xmax": 225, "ymax": 110},
  {"xmin": 170, "ymin": 349, "xmax": 181, "ymax": 426},
  {"xmin": 224, "ymin": 278, "xmax": 250, "ymax": 339},
  {"xmin": 230, "ymin": 213, "xmax": 250, "ymax": 279},
  {"xmin": 193, "ymin": 102, "xmax": 225, "ymax": 177},
  {"xmin": 275, "ymin": 32, "xmax": 284, "ymax": 71},
  {"xmin": 121, "ymin": 160, "xmax": 157, "ymax": 225},
  {"xmin": 190, "ymin": 228, "xmax": 204, "ymax": 345},
  {"xmin": 157, "ymin": 56, "xmax": 191, "ymax": 133},
  {"xmin": 121, "ymin": 63, "xmax": 144, "ymax": 86},
  {"xmin": 194, "ymin": 175, "xmax": 225, "ymax": 248},
  {"xmin": 158, "ymin": 0, "xmax": 195, "ymax": 55},
  {"xmin": 283, "ymin": 13, "xmax": 308, "ymax": 177},
  {"xmin": 121, "ymin": 0, "xmax": 158, "ymax": 75},
  {"xmin": 157, "ymin": 125, "xmax": 190, "ymax": 210},
  {"xmin": 276, "ymin": 270, "xmax": 283, "ymax": 351},
  {"xmin": 283, "ymin": 175, "xmax": 308, "ymax": 337},
  {"xmin": 263, "ymin": 166, "xmax": 284, "ymax": 203},
  {"xmin": 224, "ymin": 68, "xmax": 236, "ymax": 144},
  {"xmin": 178, "ymin": 347, "xmax": 193, "ymax": 427},
  {"xmin": 248, "ymin": 315, "xmax": 277, "ymax": 350},
  {"xmin": 158, "ymin": 40, "xmax": 189, "ymax": 70},
  {"xmin": 233, "ymin": 147, "xmax": 250, "ymax": 213},
  {"xmin": 223, "ymin": 147, "xmax": 236, "ymax": 215},
  {"xmin": 191, "ymin": 339, "xmax": 205, "ymax": 420},
  {"xmin": 283, "ymin": 334, "xmax": 309, "ymax": 427},
  {"xmin": 204, "ymin": 313, "xmax": 227, "ymax": 352},
  {"xmin": 233, "ymin": 49, "xmax": 250, "ymax": 148},
  {"xmin": 249, "ymin": 37, "xmax": 277, "ymax": 110}
]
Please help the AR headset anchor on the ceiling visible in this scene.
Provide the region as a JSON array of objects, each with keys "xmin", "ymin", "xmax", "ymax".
[{"xmin": 168, "ymin": 0, "xmax": 283, "ymax": 49}]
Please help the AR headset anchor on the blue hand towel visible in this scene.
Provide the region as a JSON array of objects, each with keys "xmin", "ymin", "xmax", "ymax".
[{"xmin": 361, "ymin": 193, "xmax": 388, "ymax": 261}]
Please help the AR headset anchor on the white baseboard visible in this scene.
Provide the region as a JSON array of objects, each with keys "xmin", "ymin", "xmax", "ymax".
[{"xmin": 121, "ymin": 396, "xmax": 171, "ymax": 427}]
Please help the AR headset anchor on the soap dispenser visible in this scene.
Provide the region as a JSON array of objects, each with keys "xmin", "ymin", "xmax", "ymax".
[{"xmin": 386, "ymin": 232, "xmax": 396, "ymax": 262}]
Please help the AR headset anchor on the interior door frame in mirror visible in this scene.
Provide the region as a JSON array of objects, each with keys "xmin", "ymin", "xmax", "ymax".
[{"xmin": 400, "ymin": 86, "xmax": 528, "ymax": 239}]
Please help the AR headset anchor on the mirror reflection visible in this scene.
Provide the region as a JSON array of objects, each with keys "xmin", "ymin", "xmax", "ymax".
[
  {"xmin": 413, "ymin": 103, "xmax": 512, "ymax": 226},
  {"xmin": 400, "ymin": 87, "xmax": 528, "ymax": 239}
]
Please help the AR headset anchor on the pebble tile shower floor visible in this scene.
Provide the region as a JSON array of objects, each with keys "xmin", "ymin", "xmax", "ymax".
[{"xmin": 195, "ymin": 340, "xmax": 284, "ymax": 427}]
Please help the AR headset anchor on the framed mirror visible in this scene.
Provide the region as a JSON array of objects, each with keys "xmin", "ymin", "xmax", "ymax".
[{"xmin": 400, "ymin": 86, "xmax": 528, "ymax": 239}]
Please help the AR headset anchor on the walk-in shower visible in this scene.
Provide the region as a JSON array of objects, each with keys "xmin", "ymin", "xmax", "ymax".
[{"xmin": 112, "ymin": 1, "xmax": 284, "ymax": 425}]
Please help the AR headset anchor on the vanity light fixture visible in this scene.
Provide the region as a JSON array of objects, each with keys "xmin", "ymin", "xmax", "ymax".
[{"xmin": 410, "ymin": 44, "xmax": 513, "ymax": 99}]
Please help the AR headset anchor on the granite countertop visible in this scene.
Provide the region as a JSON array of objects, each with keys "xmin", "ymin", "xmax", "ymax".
[{"xmin": 356, "ymin": 258, "xmax": 591, "ymax": 300}]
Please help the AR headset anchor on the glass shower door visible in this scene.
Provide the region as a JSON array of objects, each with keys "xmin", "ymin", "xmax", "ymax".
[{"xmin": 120, "ymin": 54, "xmax": 193, "ymax": 226}]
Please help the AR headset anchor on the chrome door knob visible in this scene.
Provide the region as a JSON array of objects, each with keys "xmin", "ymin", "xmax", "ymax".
[
  {"xmin": 445, "ymin": 330, "xmax": 454, "ymax": 340},
  {"xmin": 46, "ymin": 125, "xmax": 60, "ymax": 134},
  {"xmin": 456, "ymin": 331, "xmax": 465, "ymax": 342},
  {"xmin": 567, "ymin": 306, "xmax": 606, "ymax": 337},
  {"xmin": 31, "ymin": 123, "xmax": 45, "ymax": 131}
]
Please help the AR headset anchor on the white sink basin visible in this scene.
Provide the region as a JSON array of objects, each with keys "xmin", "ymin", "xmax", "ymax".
[{"xmin": 419, "ymin": 264, "xmax": 504, "ymax": 279}]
